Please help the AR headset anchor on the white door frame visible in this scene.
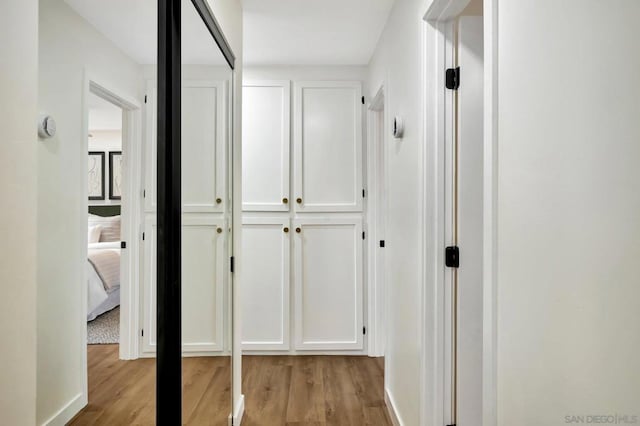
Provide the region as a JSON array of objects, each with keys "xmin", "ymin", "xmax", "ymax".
[
  {"xmin": 81, "ymin": 72, "xmax": 143, "ymax": 388},
  {"xmin": 366, "ymin": 84, "xmax": 387, "ymax": 357},
  {"xmin": 420, "ymin": 0, "xmax": 498, "ymax": 425}
]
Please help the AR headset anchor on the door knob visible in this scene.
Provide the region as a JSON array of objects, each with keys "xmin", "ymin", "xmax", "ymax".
[
  {"xmin": 217, "ymin": 227, "xmax": 223, "ymax": 234},
  {"xmin": 216, "ymin": 197, "xmax": 222, "ymax": 204},
  {"xmin": 296, "ymin": 198, "xmax": 302, "ymax": 204},
  {"xmin": 295, "ymin": 227, "xmax": 301, "ymax": 233},
  {"xmin": 283, "ymin": 227, "xmax": 289, "ymax": 233},
  {"xmin": 283, "ymin": 197, "xmax": 288, "ymax": 204}
]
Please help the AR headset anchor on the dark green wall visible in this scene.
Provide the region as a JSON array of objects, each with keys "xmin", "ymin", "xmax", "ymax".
[{"xmin": 88, "ymin": 205, "xmax": 121, "ymax": 217}]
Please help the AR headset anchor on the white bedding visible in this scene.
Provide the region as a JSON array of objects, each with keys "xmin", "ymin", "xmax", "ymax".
[{"xmin": 87, "ymin": 243, "xmax": 121, "ymax": 320}]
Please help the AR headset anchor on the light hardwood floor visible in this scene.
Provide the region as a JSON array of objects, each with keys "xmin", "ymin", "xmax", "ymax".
[{"xmin": 70, "ymin": 345, "xmax": 391, "ymax": 425}]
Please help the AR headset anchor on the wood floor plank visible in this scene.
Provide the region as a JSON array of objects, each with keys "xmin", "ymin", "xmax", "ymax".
[
  {"xmin": 285, "ymin": 356, "xmax": 326, "ymax": 424},
  {"xmin": 71, "ymin": 346, "xmax": 391, "ymax": 426}
]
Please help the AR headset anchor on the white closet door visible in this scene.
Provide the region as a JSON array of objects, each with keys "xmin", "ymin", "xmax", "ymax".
[
  {"xmin": 182, "ymin": 81, "xmax": 226, "ymax": 213},
  {"xmin": 181, "ymin": 216, "xmax": 225, "ymax": 352},
  {"xmin": 142, "ymin": 215, "xmax": 226, "ymax": 354},
  {"xmin": 143, "ymin": 80, "xmax": 226, "ymax": 213},
  {"xmin": 457, "ymin": 16, "xmax": 484, "ymax": 426},
  {"xmin": 241, "ymin": 217, "xmax": 290, "ymax": 350},
  {"xmin": 242, "ymin": 81, "xmax": 290, "ymax": 211},
  {"xmin": 294, "ymin": 81, "xmax": 363, "ymax": 212},
  {"xmin": 293, "ymin": 217, "xmax": 363, "ymax": 350}
]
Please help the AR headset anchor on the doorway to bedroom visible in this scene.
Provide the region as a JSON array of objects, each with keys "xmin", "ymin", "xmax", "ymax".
[{"xmin": 87, "ymin": 92, "xmax": 124, "ymax": 346}]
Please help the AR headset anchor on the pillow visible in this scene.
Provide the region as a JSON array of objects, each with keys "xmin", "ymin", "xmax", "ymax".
[
  {"xmin": 88, "ymin": 214, "xmax": 121, "ymax": 242},
  {"xmin": 88, "ymin": 225, "xmax": 102, "ymax": 243}
]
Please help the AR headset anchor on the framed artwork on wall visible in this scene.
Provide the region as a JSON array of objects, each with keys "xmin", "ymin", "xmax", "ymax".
[
  {"xmin": 109, "ymin": 151, "xmax": 122, "ymax": 200},
  {"xmin": 88, "ymin": 151, "xmax": 105, "ymax": 200}
]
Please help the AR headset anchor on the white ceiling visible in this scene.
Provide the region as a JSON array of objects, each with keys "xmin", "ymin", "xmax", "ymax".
[
  {"xmin": 88, "ymin": 93, "xmax": 122, "ymax": 131},
  {"xmin": 65, "ymin": 0, "xmax": 395, "ymax": 66},
  {"xmin": 65, "ymin": 0, "xmax": 227, "ymax": 65},
  {"xmin": 242, "ymin": 0, "xmax": 396, "ymax": 65}
]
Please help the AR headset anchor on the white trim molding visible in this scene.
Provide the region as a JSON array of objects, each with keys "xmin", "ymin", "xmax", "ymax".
[
  {"xmin": 40, "ymin": 393, "xmax": 85, "ymax": 426},
  {"xmin": 366, "ymin": 83, "xmax": 387, "ymax": 358},
  {"xmin": 482, "ymin": 0, "xmax": 499, "ymax": 425},
  {"xmin": 384, "ymin": 388, "xmax": 404, "ymax": 426},
  {"xmin": 230, "ymin": 394, "xmax": 245, "ymax": 425}
]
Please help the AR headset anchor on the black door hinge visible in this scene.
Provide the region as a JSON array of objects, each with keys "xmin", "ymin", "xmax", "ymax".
[
  {"xmin": 121, "ymin": 241, "xmax": 127, "ymax": 249},
  {"xmin": 363, "ymin": 327, "xmax": 366, "ymax": 335},
  {"xmin": 361, "ymin": 96, "xmax": 365, "ymax": 105},
  {"xmin": 362, "ymin": 188, "xmax": 366, "ymax": 198},
  {"xmin": 446, "ymin": 67, "xmax": 460, "ymax": 90},
  {"xmin": 142, "ymin": 232, "xmax": 145, "ymax": 241},
  {"xmin": 144, "ymin": 95, "xmax": 147, "ymax": 103},
  {"xmin": 230, "ymin": 256, "xmax": 235, "ymax": 273},
  {"xmin": 362, "ymin": 232, "xmax": 366, "ymax": 240},
  {"xmin": 143, "ymin": 189, "xmax": 146, "ymax": 198},
  {"xmin": 141, "ymin": 329, "xmax": 144, "ymax": 337},
  {"xmin": 445, "ymin": 246, "xmax": 459, "ymax": 268},
  {"xmin": 379, "ymin": 240, "xmax": 385, "ymax": 248}
]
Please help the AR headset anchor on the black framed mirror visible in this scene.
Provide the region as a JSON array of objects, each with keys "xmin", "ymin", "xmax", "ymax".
[{"xmin": 157, "ymin": 0, "xmax": 235, "ymax": 422}]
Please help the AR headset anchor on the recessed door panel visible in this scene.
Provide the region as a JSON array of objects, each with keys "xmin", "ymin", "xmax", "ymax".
[
  {"xmin": 142, "ymin": 215, "xmax": 225, "ymax": 354},
  {"xmin": 242, "ymin": 81, "xmax": 290, "ymax": 211},
  {"xmin": 294, "ymin": 82, "xmax": 362, "ymax": 212},
  {"xmin": 241, "ymin": 217, "xmax": 290, "ymax": 350},
  {"xmin": 181, "ymin": 216, "xmax": 225, "ymax": 352},
  {"xmin": 294, "ymin": 218, "xmax": 363, "ymax": 350},
  {"xmin": 182, "ymin": 81, "xmax": 225, "ymax": 212}
]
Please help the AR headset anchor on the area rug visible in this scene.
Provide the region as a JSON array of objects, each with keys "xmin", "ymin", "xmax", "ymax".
[{"xmin": 87, "ymin": 307, "xmax": 119, "ymax": 344}]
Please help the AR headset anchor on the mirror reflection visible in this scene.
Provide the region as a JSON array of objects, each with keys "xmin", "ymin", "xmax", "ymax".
[{"xmin": 37, "ymin": 0, "xmax": 233, "ymax": 423}]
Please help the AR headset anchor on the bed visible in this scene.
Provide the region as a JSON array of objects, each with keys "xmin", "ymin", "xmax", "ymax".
[{"xmin": 87, "ymin": 214, "xmax": 121, "ymax": 321}]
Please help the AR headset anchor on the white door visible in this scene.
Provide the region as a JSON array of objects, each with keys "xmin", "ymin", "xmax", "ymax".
[
  {"xmin": 144, "ymin": 80, "xmax": 226, "ymax": 212},
  {"xmin": 182, "ymin": 81, "xmax": 226, "ymax": 213},
  {"xmin": 242, "ymin": 81, "xmax": 290, "ymax": 211},
  {"xmin": 241, "ymin": 217, "xmax": 290, "ymax": 350},
  {"xmin": 294, "ymin": 81, "xmax": 363, "ymax": 212},
  {"xmin": 293, "ymin": 217, "xmax": 364, "ymax": 350},
  {"xmin": 456, "ymin": 16, "xmax": 484, "ymax": 425}
]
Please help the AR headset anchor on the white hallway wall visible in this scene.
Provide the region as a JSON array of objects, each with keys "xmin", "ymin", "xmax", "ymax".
[
  {"xmin": 496, "ymin": 0, "xmax": 640, "ymax": 423},
  {"xmin": 0, "ymin": 0, "xmax": 38, "ymax": 424},
  {"xmin": 37, "ymin": 0, "xmax": 143, "ymax": 423},
  {"xmin": 367, "ymin": 0, "xmax": 426, "ymax": 423}
]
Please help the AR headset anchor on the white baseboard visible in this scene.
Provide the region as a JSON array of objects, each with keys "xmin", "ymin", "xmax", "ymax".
[
  {"xmin": 384, "ymin": 388, "xmax": 403, "ymax": 426},
  {"xmin": 40, "ymin": 392, "xmax": 86, "ymax": 426},
  {"xmin": 229, "ymin": 394, "xmax": 244, "ymax": 425}
]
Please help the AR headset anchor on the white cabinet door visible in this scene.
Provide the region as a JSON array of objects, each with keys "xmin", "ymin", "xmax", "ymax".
[
  {"xmin": 182, "ymin": 81, "xmax": 226, "ymax": 213},
  {"xmin": 242, "ymin": 81, "xmax": 290, "ymax": 211},
  {"xmin": 143, "ymin": 80, "xmax": 226, "ymax": 213},
  {"xmin": 142, "ymin": 215, "xmax": 226, "ymax": 354},
  {"xmin": 241, "ymin": 217, "xmax": 290, "ymax": 350},
  {"xmin": 294, "ymin": 81, "xmax": 363, "ymax": 212},
  {"xmin": 181, "ymin": 216, "xmax": 226, "ymax": 352},
  {"xmin": 293, "ymin": 217, "xmax": 363, "ymax": 350}
]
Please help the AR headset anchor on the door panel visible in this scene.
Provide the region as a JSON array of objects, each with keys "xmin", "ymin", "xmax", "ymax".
[
  {"xmin": 242, "ymin": 81, "xmax": 290, "ymax": 211},
  {"xmin": 294, "ymin": 81, "xmax": 363, "ymax": 212},
  {"xmin": 293, "ymin": 218, "xmax": 363, "ymax": 350},
  {"xmin": 181, "ymin": 216, "xmax": 225, "ymax": 352},
  {"xmin": 182, "ymin": 81, "xmax": 226, "ymax": 213},
  {"xmin": 144, "ymin": 80, "xmax": 226, "ymax": 213},
  {"xmin": 142, "ymin": 215, "xmax": 225, "ymax": 354},
  {"xmin": 241, "ymin": 217, "xmax": 290, "ymax": 350},
  {"xmin": 456, "ymin": 15, "xmax": 484, "ymax": 425}
]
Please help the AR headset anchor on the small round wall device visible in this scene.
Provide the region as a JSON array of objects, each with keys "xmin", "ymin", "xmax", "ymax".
[
  {"xmin": 392, "ymin": 116, "xmax": 404, "ymax": 139},
  {"xmin": 38, "ymin": 114, "xmax": 57, "ymax": 139}
]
